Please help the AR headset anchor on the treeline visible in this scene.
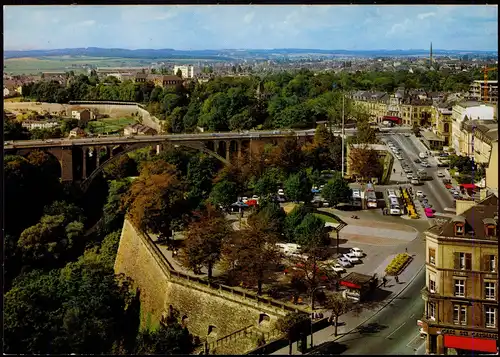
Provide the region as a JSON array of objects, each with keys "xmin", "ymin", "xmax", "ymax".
[
  {"xmin": 20, "ymin": 68, "xmax": 486, "ymax": 134},
  {"xmin": 3, "ymin": 150, "xmax": 196, "ymax": 354}
]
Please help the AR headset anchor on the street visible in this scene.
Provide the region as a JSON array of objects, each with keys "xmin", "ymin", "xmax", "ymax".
[
  {"xmin": 310, "ymin": 267, "xmax": 426, "ymax": 355},
  {"xmin": 386, "ymin": 133, "xmax": 454, "ymax": 213}
]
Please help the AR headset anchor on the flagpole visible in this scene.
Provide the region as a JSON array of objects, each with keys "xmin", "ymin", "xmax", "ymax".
[{"xmin": 341, "ymin": 93, "xmax": 345, "ymax": 177}]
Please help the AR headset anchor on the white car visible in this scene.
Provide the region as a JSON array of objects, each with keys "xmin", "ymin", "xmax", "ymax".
[
  {"xmin": 329, "ymin": 263, "xmax": 346, "ymax": 273},
  {"xmin": 416, "ymin": 191, "xmax": 425, "ymax": 198},
  {"xmin": 337, "ymin": 257, "xmax": 352, "ymax": 268},
  {"xmin": 343, "ymin": 254, "xmax": 360, "ymax": 264},
  {"xmin": 411, "ymin": 179, "xmax": 420, "ymax": 185},
  {"xmin": 242, "ymin": 197, "xmax": 248, "ymax": 202},
  {"xmin": 277, "ymin": 189, "xmax": 285, "ymax": 196},
  {"xmin": 404, "ymin": 133, "xmax": 411, "ymax": 137},
  {"xmin": 406, "ymin": 173, "xmax": 413, "ymax": 179},
  {"xmin": 349, "ymin": 248, "xmax": 364, "ymax": 258},
  {"xmin": 437, "ymin": 172, "xmax": 445, "ymax": 178},
  {"xmin": 252, "ymin": 195, "xmax": 259, "ymax": 200}
]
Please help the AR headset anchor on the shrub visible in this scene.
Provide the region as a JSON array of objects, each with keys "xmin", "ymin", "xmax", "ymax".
[{"xmin": 385, "ymin": 253, "xmax": 411, "ymax": 276}]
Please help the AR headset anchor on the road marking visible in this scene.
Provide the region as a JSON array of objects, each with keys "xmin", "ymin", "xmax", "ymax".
[
  {"xmin": 406, "ymin": 333, "xmax": 421, "ymax": 348},
  {"xmin": 386, "ymin": 322, "xmax": 406, "ymax": 339},
  {"xmin": 410, "ymin": 313, "xmax": 415, "ymax": 318}
]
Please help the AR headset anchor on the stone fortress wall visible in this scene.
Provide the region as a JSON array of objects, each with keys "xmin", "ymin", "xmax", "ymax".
[
  {"xmin": 4, "ymin": 101, "xmax": 163, "ymax": 133},
  {"xmin": 114, "ymin": 219, "xmax": 304, "ymax": 354}
]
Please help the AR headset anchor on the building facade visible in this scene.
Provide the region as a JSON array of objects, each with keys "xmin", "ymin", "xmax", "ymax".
[
  {"xmin": 350, "ymin": 91, "xmax": 389, "ymax": 123},
  {"xmin": 469, "ymin": 80, "xmax": 498, "ymax": 104},
  {"xmin": 173, "ymin": 65, "xmax": 195, "ymax": 79},
  {"xmin": 420, "ymin": 194, "xmax": 499, "ymax": 355},
  {"xmin": 431, "ymin": 105, "xmax": 453, "ymax": 146},
  {"xmin": 451, "ymin": 102, "xmax": 496, "ymax": 154}
]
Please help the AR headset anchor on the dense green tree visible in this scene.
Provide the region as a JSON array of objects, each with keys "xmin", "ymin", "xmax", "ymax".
[
  {"xmin": 103, "ymin": 154, "xmax": 138, "ymax": 180},
  {"xmin": 293, "ymin": 213, "xmax": 327, "ymax": 247},
  {"xmin": 186, "ymin": 154, "xmax": 218, "ymax": 203},
  {"xmin": 248, "ymin": 200, "xmax": 286, "ymax": 235},
  {"xmin": 284, "ymin": 171, "xmax": 313, "ymax": 203},
  {"xmin": 276, "ymin": 313, "xmax": 310, "ymax": 355},
  {"xmin": 284, "ymin": 204, "xmax": 311, "ymax": 242},
  {"xmin": 321, "ymin": 174, "xmax": 352, "ymax": 207},
  {"xmin": 209, "ymin": 179, "xmax": 238, "ymax": 211},
  {"xmin": 253, "ymin": 168, "xmax": 280, "ymax": 198},
  {"xmin": 4, "ymin": 119, "xmax": 31, "ymax": 140},
  {"xmin": 134, "ymin": 323, "xmax": 194, "ymax": 355}
]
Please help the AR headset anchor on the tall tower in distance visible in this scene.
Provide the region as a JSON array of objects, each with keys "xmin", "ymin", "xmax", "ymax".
[{"xmin": 430, "ymin": 42, "xmax": 433, "ymax": 65}]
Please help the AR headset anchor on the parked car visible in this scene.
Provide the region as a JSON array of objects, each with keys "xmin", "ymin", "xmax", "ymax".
[
  {"xmin": 337, "ymin": 257, "xmax": 352, "ymax": 268},
  {"xmin": 343, "ymin": 254, "xmax": 360, "ymax": 264},
  {"xmin": 437, "ymin": 172, "xmax": 445, "ymax": 178},
  {"xmin": 416, "ymin": 191, "xmax": 425, "ymax": 198},
  {"xmin": 349, "ymin": 248, "xmax": 364, "ymax": 258},
  {"xmin": 414, "ymin": 158, "xmax": 421, "ymax": 163},
  {"xmin": 404, "ymin": 133, "xmax": 411, "ymax": 137},
  {"xmin": 329, "ymin": 263, "xmax": 346, "ymax": 273},
  {"xmin": 411, "ymin": 179, "xmax": 420, "ymax": 185},
  {"xmin": 424, "ymin": 208, "xmax": 435, "ymax": 218},
  {"xmin": 278, "ymin": 189, "xmax": 285, "ymax": 196},
  {"xmin": 404, "ymin": 167, "xmax": 412, "ymax": 173},
  {"xmin": 406, "ymin": 173, "xmax": 413, "ymax": 179}
]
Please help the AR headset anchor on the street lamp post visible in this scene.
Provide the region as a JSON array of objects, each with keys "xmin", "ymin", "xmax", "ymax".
[
  {"xmin": 341, "ymin": 94, "xmax": 345, "ymax": 177},
  {"xmin": 310, "ymin": 285, "xmax": 327, "ymax": 349}
]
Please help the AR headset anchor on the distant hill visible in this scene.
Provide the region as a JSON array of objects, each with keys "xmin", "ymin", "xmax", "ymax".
[{"xmin": 4, "ymin": 47, "xmax": 497, "ymax": 60}]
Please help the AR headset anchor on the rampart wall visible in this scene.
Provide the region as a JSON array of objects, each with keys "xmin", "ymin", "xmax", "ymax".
[{"xmin": 114, "ymin": 219, "xmax": 305, "ymax": 353}]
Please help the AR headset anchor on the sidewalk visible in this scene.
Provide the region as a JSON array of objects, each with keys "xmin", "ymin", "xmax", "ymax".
[{"xmin": 272, "ymin": 245, "xmax": 426, "ymax": 355}]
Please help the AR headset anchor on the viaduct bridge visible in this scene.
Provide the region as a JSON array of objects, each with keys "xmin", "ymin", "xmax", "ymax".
[{"xmin": 4, "ymin": 130, "xmax": 315, "ymax": 191}]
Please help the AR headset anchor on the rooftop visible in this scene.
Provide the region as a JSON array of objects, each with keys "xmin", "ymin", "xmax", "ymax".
[{"xmin": 426, "ymin": 194, "xmax": 498, "ymax": 240}]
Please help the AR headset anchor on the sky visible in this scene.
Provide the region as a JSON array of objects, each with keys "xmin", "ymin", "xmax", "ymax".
[{"xmin": 3, "ymin": 5, "xmax": 498, "ymax": 51}]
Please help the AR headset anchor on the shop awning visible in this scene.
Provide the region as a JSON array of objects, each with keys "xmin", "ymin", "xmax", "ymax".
[
  {"xmin": 459, "ymin": 183, "xmax": 476, "ymax": 189},
  {"xmin": 444, "ymin": 335, "xmax": 497, "ymax": 353}
]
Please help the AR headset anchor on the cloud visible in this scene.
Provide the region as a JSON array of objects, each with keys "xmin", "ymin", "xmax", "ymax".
[
  {"xmin": 77, "ymin": 20, "xmax": 96, "ymax": 27},
  {"xmin": 386, "ymin": 18, "xmax": 411, "ymax": 36},
  {"xmin": 243, "ymin": 12, "xmax": 255, "ymax": 24},
  {"xmin": 154, "ymin": 11, "xmax": 176, "ymax": 20},
  {"xmin": 417, "ymin": 12, "xmax": 436, "ymax": 20}
]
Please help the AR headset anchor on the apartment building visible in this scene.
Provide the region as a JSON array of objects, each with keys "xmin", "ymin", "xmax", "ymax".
[
  {"xmin": 350, "ymin": 91, "xmax": 389, "ymax": 123},
  {"xmin": 431, "ymin": 104, "xmax": 453, "ymax": 146},
  {"xmin": 420, "ymin": 194, "xmax": 499, "ymax": 355},
  {"xmin": 173, "ymin": 65, "xmax": 196, "ymax": 79},
  {"xmin": 469, "ymin": 80, "xmax": 498, "ymax": 104},
  {"xmin": 451, "ymin": 101, "xmax": 496, "ymax": 154}
]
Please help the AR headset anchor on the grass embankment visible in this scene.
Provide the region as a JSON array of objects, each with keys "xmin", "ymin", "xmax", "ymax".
[
  {"xmin": 87, "ymin": 117, "xmax": 137, "ymax": 134},
  {"xmin": 385, "ymin": 253, "xmax": 412, "ymax": 276},
  {"xmin": 313, "ymin": 213, "xmax": 338, "ymax": 224}
]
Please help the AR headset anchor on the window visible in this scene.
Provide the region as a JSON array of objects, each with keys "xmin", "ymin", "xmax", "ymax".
[
  {"xmin": 429, "ymin": 248, "xmax": 436, "ymax": 265},
  {"xmin": 485, "ymin": 282, "xmax": 496, "ymax": 300},
  {"xmin": 454, "ymin": 279, "xmax": 465, "ymax": 297},
  {"xmin": 486, "ymin": 225, "xmax": 496, "ymax": 236},
  {"xmin": 489, "ymin": 255, "xmax": 496, "ymax": 272},
  {"xmin": 455, "ymin": 252, "xmax": 471, "ymax": 270},
  {"xmin": 428, "ymin": 301, "xmax": 436, "ymax": 320},
  {"xmin": 485, "ymin": 307, "xmax": 497, "ymax": 328},
  {"xmin": 453, "ymin": 305, "xmax": 467, "ymax": 325},
  {"xmin": 429, "ymin": 277, "xmax": 436, "ymax": 293},
  {"xmin": 455, "ymin": 224, "xmax": 464, "ymax": 235}
]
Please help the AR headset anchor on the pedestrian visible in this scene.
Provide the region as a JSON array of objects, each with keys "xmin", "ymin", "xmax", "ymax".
[
  {"xmin": 393, "ymin": 168, "xmax": 396, "ymax": 173},
  {"xmin": 395, "ymin": 275, "xmax": 399, "ymax": 283},
  {"xmin": 382, "ymin": 276, "xmax": 387, "ymax": 287},
  {"xmin": 405, "ymin": 247, "xmax": 408, "ymax": 253}
]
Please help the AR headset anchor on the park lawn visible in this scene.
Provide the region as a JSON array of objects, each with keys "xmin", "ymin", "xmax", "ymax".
[
  {"xmin": 313, "ymin": 213, "xmax": 338, "ymax": 224},
  {"xmin": 4, "ymin": 97, "xmax": 23, "ymax": 102},
  {"xmin": 87, "ymin": 117, "xmax": 138, "ymax": 134},
  {"xmin": 282, "ymin": 202, "xmax": 298, "ymax": 214}
]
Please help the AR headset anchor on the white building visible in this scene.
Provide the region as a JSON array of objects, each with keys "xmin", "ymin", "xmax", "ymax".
[
  {"xmin": 469, "ymin": 80, "xmax": 498, "ymax": 103},
  {"xmin": 173, "ymin": 65, "xmax": 195, "ymax": 79},
  {"xmin": 21, "ymin": 120, "xmax": 60, "ymax": 130},
  {"xmin": 451, "ymin": 101, "xmax": 496, "ymax": 154}
]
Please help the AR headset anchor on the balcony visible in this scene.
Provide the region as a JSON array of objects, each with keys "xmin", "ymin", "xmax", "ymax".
[{"xmin": 421, "ymin": 286, "xmax": 439, "ymax": 299}]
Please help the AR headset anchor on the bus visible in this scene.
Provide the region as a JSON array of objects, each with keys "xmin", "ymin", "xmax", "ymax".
[
  {"xmin": 388, "ymin": 196, "xmax": 402, "ymax": 216},
  {"xmin": 352, "ymin": 189, "xmax": 362, "ymax": 208},
  {"xmin": 365, "ymin": 183, "xmax": 377, "ymax": 208},
  {"xmin": 365, "ymin": 190, "xmax": 377, "ymax": 208}
]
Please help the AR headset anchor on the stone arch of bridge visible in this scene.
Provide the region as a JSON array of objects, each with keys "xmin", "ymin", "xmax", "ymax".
[{"xmin": 80, "ymin": 141, "xmax": 229, "ymax": 192}]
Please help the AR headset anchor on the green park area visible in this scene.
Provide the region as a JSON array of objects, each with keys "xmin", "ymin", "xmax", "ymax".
[
  {"xmin": 87, "ymin": 117, "xmax": 138, "ymax": 134},
  {"xmin": 313, "ymin": 213, "xmax": 338, "ymax": 224}
]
